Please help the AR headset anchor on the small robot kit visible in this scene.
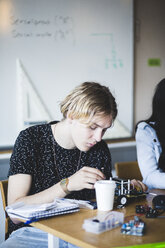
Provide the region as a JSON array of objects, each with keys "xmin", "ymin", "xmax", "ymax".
[
  {"xmin": 121, "ymin": 216, "xmax": 145, "ymax": 236},
  {"xmin": 121, "ymin": 194, "xmax": 165, "ymax": 236},
  {"xmin": 136, "ymin": 204, "xmax": 159, "ymax": 218},
  {"xmin": 110, "ymin": 177, "xmax": 147, "ymax": 206},
  {"xmin": 82, "ymin": 211, "xmax": 124, "ymax": 234},
  {"xmin": 136, "ymin": 194, "xmax": 165, "ymax": 218}
]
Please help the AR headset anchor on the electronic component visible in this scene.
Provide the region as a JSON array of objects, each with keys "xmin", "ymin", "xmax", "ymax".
[
  {"xmin": 136, "ymin": 204, "xmax": 151, "ymax": 214},
  {"xmin": 135, "ymin": 204, "xmax": 164, "ymax": 218},
  {"xmin": 121, "ymin": 216, "xmax": 145, "ymax": 236},
  {"xmin": 145, "ymin": 208, "xmax": 159, "ymax": 218}
]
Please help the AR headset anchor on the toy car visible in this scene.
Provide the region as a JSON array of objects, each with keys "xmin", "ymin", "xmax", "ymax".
[{"xmin": 110, "ymin": 177, "xmax": 147, "ymax": 206}]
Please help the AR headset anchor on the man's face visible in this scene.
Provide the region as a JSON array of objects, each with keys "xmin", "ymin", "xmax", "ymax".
[{"xmin": 69, "ymin": 114, "xmax": 113, "ymax": 152}]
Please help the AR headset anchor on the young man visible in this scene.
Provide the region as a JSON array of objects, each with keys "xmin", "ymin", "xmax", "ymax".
[{"xmin": 1, "ymin": 82, "xmax": 146, "ymax": 248}]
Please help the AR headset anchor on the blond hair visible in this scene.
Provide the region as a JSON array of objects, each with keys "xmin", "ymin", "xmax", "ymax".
[{"xmin": 60, "ymin": 82, "xmax": 117, "ymax": 122}]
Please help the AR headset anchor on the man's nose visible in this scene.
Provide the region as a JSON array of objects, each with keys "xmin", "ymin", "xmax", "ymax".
[{"xmin": 94, "ymin": 129, "xmax": 103, "ymax": 142}]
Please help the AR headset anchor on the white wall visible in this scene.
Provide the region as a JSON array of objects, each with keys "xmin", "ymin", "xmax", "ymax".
[{"xmin": 134, "ymin": 0, "xmax": 165, "ymax": 126}]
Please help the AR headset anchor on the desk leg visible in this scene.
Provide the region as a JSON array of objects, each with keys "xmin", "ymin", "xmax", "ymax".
[{"xmin": 48, "ymin": 233, "xmax": 59, "ymax": 248}]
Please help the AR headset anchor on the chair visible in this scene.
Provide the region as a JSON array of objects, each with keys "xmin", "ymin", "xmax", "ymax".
[
  {"xmin": 0, "ymin": 180, "xmax": 9, "ymax": 240},
  {"xmin": 114, "ymin": 161, "xmax": 143, "ymax": 181}
]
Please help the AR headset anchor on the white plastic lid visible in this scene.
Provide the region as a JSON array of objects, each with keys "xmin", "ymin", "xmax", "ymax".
[{"xmin": 94, "ymin": 180, "xmax": 116, "ymax": 189}]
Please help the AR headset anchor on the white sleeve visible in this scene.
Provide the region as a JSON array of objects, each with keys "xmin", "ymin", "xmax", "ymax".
[{"xmin": 136, "ymin": 124, "xmax": 165, "ymax": 189}]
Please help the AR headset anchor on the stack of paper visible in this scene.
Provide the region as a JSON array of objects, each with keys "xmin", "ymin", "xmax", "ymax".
[
  {"xmin": 6, "ymin": 198, "xmax": 79, "ymax": 222},
  {"xmin": 82, "ymin": 211, "xmax": 124, "ymax": 234},
  {"xmin": 60, "ymin": 198, "xmax": 97, "ymax": 209}
]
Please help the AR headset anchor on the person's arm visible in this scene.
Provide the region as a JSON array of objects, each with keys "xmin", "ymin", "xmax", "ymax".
[
  {"xmin": 8, "ymin": 174, "xmax": 67, "ymax": 206},
  {"xmin": 8, "ymin": 169, "xmax": 105, "ymax": 206},
  {"xmin": 136, "ymin": 124, "xmax": 165, "ymax": 189},
  {"xmin": 8, "ymin": 173, "xmax": 70, "ymax": 224}
]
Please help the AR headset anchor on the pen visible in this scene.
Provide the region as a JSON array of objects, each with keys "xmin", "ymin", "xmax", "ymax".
[{"xmin": 24, "ymin": 217, "xmax": 39, "ymax": 225}]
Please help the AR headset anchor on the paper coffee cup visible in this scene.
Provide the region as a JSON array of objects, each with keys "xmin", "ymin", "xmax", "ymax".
[{"xmin": 94, "ymin": 180, "xmax": 116, "ymax": 211}]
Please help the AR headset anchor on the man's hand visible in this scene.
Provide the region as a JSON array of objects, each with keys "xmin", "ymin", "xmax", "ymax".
[{"xmin": 68, "ymin": 166, "xmax": 105, "ymax": 191}]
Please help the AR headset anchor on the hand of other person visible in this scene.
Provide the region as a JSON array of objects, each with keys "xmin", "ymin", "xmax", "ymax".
[
  {"xmin": 68, "ymin": 166, "xmax": 105, "ymax": 191},
  {"xmin": 131, "ymin": 179, "xmax": 148, "ymax": 192}
]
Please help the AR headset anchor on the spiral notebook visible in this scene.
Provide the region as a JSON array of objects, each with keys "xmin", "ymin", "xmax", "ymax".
[{"xmin": 6, "ymin": 198, "xmax": 79, "ymax": 222}]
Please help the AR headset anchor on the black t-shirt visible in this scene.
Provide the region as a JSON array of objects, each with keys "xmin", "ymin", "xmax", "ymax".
[{"xmin": 8, "ymin": 122, "xmax": 112, "ymax": 233}]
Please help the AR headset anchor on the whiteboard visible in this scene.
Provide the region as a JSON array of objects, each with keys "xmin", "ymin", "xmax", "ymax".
[{"xmin": 0, "ymin": 0, "xmax": 133, "ymax": 146}]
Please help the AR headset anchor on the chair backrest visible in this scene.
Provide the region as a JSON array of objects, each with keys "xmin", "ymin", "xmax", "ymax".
[
  {"xmin": 114, "ymin": 161, "xmax": 143, "ymax": 181},
  {"xmin": 0, "ymin": 180, "xmax": 9, "ymax": 239}
]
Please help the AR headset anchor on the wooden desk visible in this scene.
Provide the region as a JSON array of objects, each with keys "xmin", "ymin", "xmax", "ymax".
[{"xmin": 30, "ymin": 189, "xmax": 165, "ymax": 248}]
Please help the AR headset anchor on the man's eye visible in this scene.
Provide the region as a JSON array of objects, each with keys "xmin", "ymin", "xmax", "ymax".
[{"xmin": 90, "ymin": 126, "xmax": 96, "ymax": 130}]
